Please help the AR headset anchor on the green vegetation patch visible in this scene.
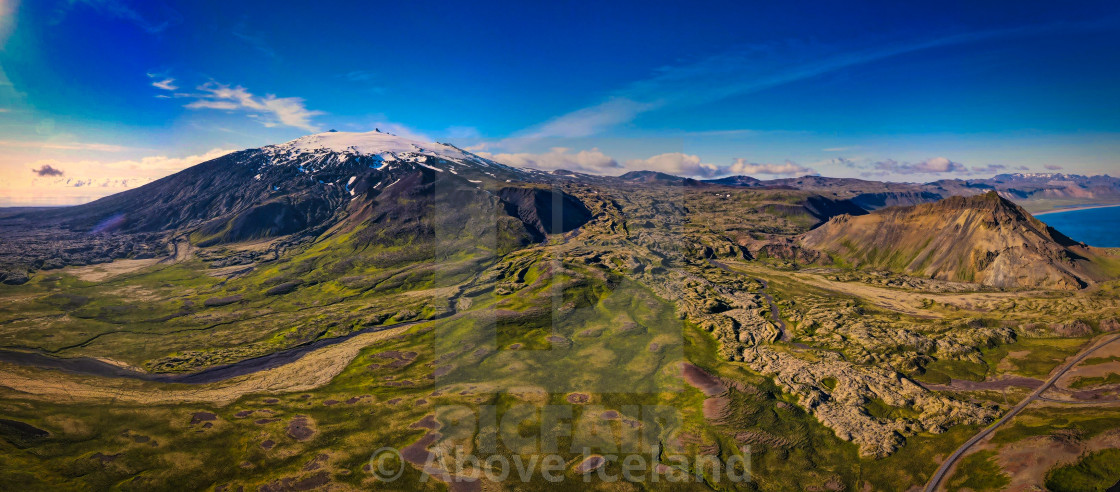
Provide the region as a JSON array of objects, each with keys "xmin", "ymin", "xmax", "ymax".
[
  {"xmin": 864, "ymin": 398, "xmax": 920, "ymax": 420},
  {"xmin": 1046, "ymin": 449, "xmax": 1120, "ymax": 492},
  {"xmin": 1068, "ymin": 372, "xmax": 1120, "ymax": 389},
  {"xmin": 947, "ymin": 450, "xmax": 1011, "ymax": 491},
  {"xmin": 991, "ymin": 408, "xmax": 1120, "ymax": 445}
]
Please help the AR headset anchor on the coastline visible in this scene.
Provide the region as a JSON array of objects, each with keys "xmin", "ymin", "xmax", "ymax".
[{"xmin": 1032, "ymin": 203, "xmax": 1120, "ymax": 216}]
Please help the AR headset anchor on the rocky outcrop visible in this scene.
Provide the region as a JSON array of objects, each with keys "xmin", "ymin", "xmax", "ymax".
[
  {"xmin": 802, "ymin": 192, "xmax": 1107, "ymax": 290},
  {"xmin": 498, "ymin": 187, "xmax": 593, "ymax": 241},
  {"xmin": 740, "ymin": 345, "xmax": 996, "ymax": 457}
]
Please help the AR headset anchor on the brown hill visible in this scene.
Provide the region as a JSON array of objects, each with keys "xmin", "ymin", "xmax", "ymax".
[{"xmin": 801, "ymin": 191, "xmax": 1113, "ymax": 289}]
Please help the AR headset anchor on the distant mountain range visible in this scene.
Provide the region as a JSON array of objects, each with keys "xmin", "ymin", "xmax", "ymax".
[
  {"xmin": 603, "ymin": 169, "xmax": 1120, "ymax": 212},
  {"xmin": 1, "ymin": 130, "xmax": 1117, "ymax": 286}
]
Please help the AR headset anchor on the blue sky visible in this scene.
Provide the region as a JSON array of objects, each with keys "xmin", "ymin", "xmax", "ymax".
[{"xmin": 2, "ymin": 0, "xmax": 1120, "ymax": 204}]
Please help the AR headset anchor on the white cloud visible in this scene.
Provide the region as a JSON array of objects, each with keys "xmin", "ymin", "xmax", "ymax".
[
  {"xmin": 365, "ymin": 121, "xmax": 432, "ymax": 142},
  {"xmin": 184, "ymin": 100, "xmax": 240, "ymax": 110},
  {"xmin": 480, "ymin": 25, "xmax": 1061, "ymax": 152},
  {"xmin": 180, "ymin": 82, "xmax": 323, "ymax": 132},
  {"xmin": 151, "ymin": 77, "xmax": 177, "ymax": 91},
  {"xmin": 969, "ymin": 164, "xmax": 1007, "ymax": 175},
  {"xmin": 0, "ymin": 140, "xmax": 131, "ymax": 152},
  {"xmin": 479, "ymin": 148, "xmax": 620, "ymax": 173},
  {"xmin": 3, "ymin": 148, "xmax": 234, "ymax": 206},
  {"xmin": 476, "ymin": 147, "xmax": 815, "ymax": 179},
  {"xmin": 65, "ymin": 0, "xmax": 179, "ymax": 34},
  {"xmin": 99, "ymin": 148, "xmax": 235, "ymax": 174},
  {"xmin": 624, "ymin": 153, "xmax": 721, "ymax": 178},
  {"xmin": 514, "ymin": 98, "xmax": 656, "ymax": 143},
  {"xmin": 872, "ymin": 156, "xmax": 966, "ymax": 174},
  {"xmin": 727, "ymin": 159, "xmax": 816, "ymax": 176}
]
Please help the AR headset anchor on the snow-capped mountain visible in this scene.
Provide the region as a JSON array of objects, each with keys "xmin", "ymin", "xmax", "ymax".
[
  {"xmin": 1, "ymin": 129, "xmax": 589, "ymax": 264},
  {"xmin": 256, "ymin": 130, "xmax": 529, "ymax": 182}
]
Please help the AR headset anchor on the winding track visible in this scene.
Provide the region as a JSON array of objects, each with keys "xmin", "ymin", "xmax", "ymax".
[
  {"xmin": 0, "ymin": 320, "xmax": 424, "ymax": 384},
  {"xmin": 923, "ymin": 333, "xmax": 1120, "ymax": 492}
]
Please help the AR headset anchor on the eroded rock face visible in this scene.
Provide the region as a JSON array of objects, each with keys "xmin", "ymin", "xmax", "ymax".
[
  {"xmin": 801, "ymin": 192, "xmax": 1103, "ymax": 290},
  {"xmin": 498, "ymin": 187, "xmax": 593, "ymax": 242}
]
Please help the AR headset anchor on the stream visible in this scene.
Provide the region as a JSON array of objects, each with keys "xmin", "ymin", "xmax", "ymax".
[{"xmin": 0, "ymin": 322, "xmax": 412, "ymax": 385}]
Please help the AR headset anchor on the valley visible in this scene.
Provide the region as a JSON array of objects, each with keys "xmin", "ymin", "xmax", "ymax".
[{"xmin": 1, "ymin": 131, "xmax": 1119, "ymax": 490}]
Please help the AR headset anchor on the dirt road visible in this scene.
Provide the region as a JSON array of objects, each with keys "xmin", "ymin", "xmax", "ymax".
[{"xmin": 924, "ymin": 333, "xmax": 1120, "ymax": 492}]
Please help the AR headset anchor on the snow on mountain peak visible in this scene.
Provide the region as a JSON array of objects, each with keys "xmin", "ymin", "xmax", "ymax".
[
  {"xmin": 254, "ymin": 129, "xmax": 531, "ymax": 182},
  {"xmin": 265, "ymin": 130, "xmax": 475, "ymax": 162}
]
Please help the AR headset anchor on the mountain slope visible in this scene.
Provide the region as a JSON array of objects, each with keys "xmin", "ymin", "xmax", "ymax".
[
  {"xmin": 801, "ymin": 191, "xmax": 1108, "ymax": 289},
  {"xmin": 0, "ymin": 131, "xmax": 593, "ymax": 280},
  {"xmin": 50, "ymin": 130, "xmax": 532, "ymax": 235}
]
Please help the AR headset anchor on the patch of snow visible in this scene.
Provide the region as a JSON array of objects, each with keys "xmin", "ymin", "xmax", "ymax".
[
  {"xmin": 265, "ymin": 130, "xmax": 475, "ymax": 162},
  {"xmin": 347, "ymin": 176, "xmax": 357, "ymax": 186},
  {"xmin": 258, "ymin": 130, "xmax": 526, "ymax": 178},
  {"xmin": 416, "ymin": 161, "xmax": 444, "ymax": 173}
]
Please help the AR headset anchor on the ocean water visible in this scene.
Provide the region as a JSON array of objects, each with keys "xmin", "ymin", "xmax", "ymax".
[{"xmin": 1035, "ymin": 205, "xmax": 1120, "ymax": 248}]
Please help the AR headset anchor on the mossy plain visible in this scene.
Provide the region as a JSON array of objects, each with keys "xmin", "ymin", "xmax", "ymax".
[{"xmin": 2, "ymin": 184, "xmax": 1119, "ymax": 490}]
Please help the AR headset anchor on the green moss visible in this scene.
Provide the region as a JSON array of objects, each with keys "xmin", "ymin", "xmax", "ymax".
[
  {"xmin": 1046, "ymin": 449, "xmax": 1120, "ymax": 492},
  {"xmin": 1081, "ymin": 355, "xmax": 1120, "ymax": 366},
  {"xmin": 918, "ymin": 357, "xmax": 988, "ymax": 383},
  {"xmin": 1068, "ymin": 372, "xmax": 1120, "ymax": 389},
  {"xmin": 861, "ymin": 424, "xmax": 981, "ymax": 490},
  {"xmin": 991, "ymin": 408, "xmax": 1120, "ymax": 445},
  {"xmin": 1004, "ymin": 338, "xmax": 1089, "ymax": 379},
  {"xmin": 947, "ymin": 450, "xmax": 1010, "ymax": 491},
  {"xmin": 865, "ymin": 398, "xmax": 921, "ymax": 420}
]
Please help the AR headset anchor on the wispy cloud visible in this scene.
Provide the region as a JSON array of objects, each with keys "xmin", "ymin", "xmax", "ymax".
[
  {"xmin": 146, "ymin": 73, "xmax": 178, "ymax": 91},
  {"xmin": 872, "ymin": 157, "xmax": 966, "ymax": 174},
  {"xmin": 337, "ymin": 70, "xmax": 387, "ymax": 94},
  {"xmin": 622, "ymin": 153, "xmax": 816, "ymax": 177},
  {"xmin": 152, "ymin": 79, "xmax": 176, "ymax": 90},
  {"xmin": 623, "ymin": 153, "xmax": 720, "ymax": 178},
  {"xmin": 491, "ymin": 23, "xmax": 1075, "ymax": 150},
  {"xmin": 480, "ymin": 147, "xmax": 816, "ymax": 178},
  {"xmin": 0, "ymin": 139, "xmax": 131, "ymax": 152},
  {"xmin": 479, "ymin": 148, "xmax": 620, "ymax": 174},
  {"xmin": 970, "ymin": 164, "xmax": 1007, "ymax": 175},
  {"xmin": 64, "ymin": 0, "xmax": 180, "ymax": 34},
  {"xmin": 727, "ymin": 159, "xmax": 816, "ymax": 176},
  {"xmin": 512, "ymin": 98, "xmax": 657, "ymax": 144},
  {"xmin": 232, "ymin": 23, "xmax": 280, "ymax": 60},
  {"xmin": 1045, "ymin": 164, "xmax": 1064, "ymax": 170},
  {"xmin": 180, "ymin": 82, "xmax": 323, "ymax": 131},
  {"xmin": 341, "ymin": 70, "xmax": 377, "ymax": 82}
]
